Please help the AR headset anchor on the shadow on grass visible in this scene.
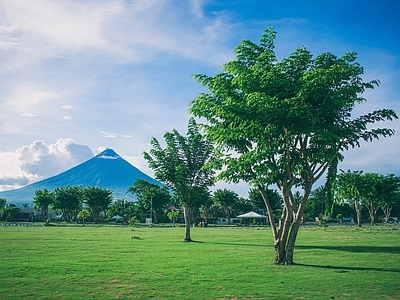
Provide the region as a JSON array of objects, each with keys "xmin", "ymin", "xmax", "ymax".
[
  {"xmin": 295, "ymin": 263, "xmax": 400, "ymax": 273},
  {"xmin": 295, "ymin": 245, "xmax": 400, "ymax": 273},
  {"xmin": 200, "ymin": 241, "xmax": 267, "ymax": 247},
  {"xmin": 296, "ymin": 245, "xmax": 400, "ymax": 254}
]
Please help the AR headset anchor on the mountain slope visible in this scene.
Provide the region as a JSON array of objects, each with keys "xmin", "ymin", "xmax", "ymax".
[{"xmin": 0, "ymin": 149, "xmax": 160, "ymax": 205}]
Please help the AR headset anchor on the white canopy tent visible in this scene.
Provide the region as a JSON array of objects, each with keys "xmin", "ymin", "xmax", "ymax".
[
  {"xmin": 111, "ymin": 215, "xmax": 124, "ymax": 220},
  {"xmin": 236, "ymin": 211, "xmax": 267, "ymax": 218}
]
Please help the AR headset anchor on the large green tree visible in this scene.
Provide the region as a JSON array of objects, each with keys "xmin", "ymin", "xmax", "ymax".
[
  {"xmin": 2, "ymin": 204, "xmax": 20, "ymax": 222},
  {"xmin": 336, "ymin": 170, "xmax": 365, "ymax": 227},
  {"xmin": 212, "ymin": 188, "xmax": 239, "ymax": 225},
  {"xmin": 190, "ymin": 27, "xmax": 397, "ymax": 264},
  {"xmin": 107, "ymin": 199, "xmax": 136, "ymax": 222},
  {"xmin": 83, "ymin": 187, "xmax": 113, "ymax": 223},
  {"xmin": 199, "ymin": 190, "xmax": 213, "ymax": 224},
  {"xmin": 52, "ymin": 186, "xmax": 83, "ymax": 222},
  {"xmin": 379, "ymin": 174, "xmax": 400, "ymax": 222},
  {"xmin": 248, "ymin": 188, "xmax": 283, "ymax": 222},
  {"xmin": 127, "ymin": 179, "xmax": 171, "ymax": 223},
  {"xmin": 0, "ymin": 198, "xmax": 6, "ymax": 219},
  {"xmin": 361, "ymin": 173, "xmax": 383, "ymax": 225},
  {"xmin": 304, "ymin": 186, "xmax": 329, "ymax": 221},
  {"xmin": 33, "ymin": 189, "xmax": 54, "ymax": 221},
  {"xmin": 143, "ymin": 118, "xmax": 216, "ymax": 241}
]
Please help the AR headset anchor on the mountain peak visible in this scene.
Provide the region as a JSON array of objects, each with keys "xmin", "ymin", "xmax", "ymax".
[
  {"xmin": 95, "ymin": 148, "xmax": 121, "ymax": 160},
  {"xmin": 0, "ymin": 147, "xmax": 161, "ymax": 205}
]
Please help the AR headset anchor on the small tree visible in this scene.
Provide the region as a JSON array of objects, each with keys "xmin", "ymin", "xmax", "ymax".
[
  {"xmin": 143, "ymin": 118, "xmax": 216, "ymax": 242},
  {"xmin": 361, "ymin": 173, "xmax": 382, "ymax": 225},
  {"xmin": 77, "ymin": 209, "xmax": 91, "ymax": 226},
  {"xmin": 378, "ymin": 174, "xmax": 400, "ymax": 223},
  {"xmin": 199, "ymin": 191, "xmax": 214, "ymax": 224},
  {"xmin": 0, "ymin": 198, "xmax": 6, "ymax": 219},
  {"xmin": 213, "ymin": 189, "xmax": 239, "ymax": 225},
  {"xmin": 167, "ymin": 210, "xmax": 179, "ymax": 224},
  {"xmin": 305, "ymin": 186, "xmax": 329, "ymax": 222},
  {"xmin": 3, "ymin": 204, "xmax": 20, "ymax": 222},
  {"xmin": 336, "ymin": 170, "xmax": 364, "ymax": 227},
  {"xmin": 83, "ymin": 187, "xmax": 113, "ymax": 223},
  {"xmin": 107, "ymin": 199, "xmax": 137, "ymax": 222},
  {"xmin": 33, "ymin": 189, "xmax": 54, "ymax": 221},
  {"xmin": 127, "ymin": 179, "xmax": 171, "ymax": 224},
  {"xmin": 52, "ymin": 186, "xmax": 83, "ymax": 222}
]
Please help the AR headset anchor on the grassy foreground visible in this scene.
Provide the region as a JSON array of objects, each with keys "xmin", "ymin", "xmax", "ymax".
[{"xmin": 1, "ymin": 224, "xmax": 399, "ymax": 300}]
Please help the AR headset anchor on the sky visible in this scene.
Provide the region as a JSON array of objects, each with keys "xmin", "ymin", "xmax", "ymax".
[{"xmin": 0, "ymin": 0, "xmax": 399, "ymax": 197}]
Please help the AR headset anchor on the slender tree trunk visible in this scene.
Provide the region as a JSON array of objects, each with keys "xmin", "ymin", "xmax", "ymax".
[
  {"xmin": 382, "ymin": 206, "xmax": 392, "ymax": 223},
  {"xmin": 92, "ymin": 207, "xmax": 100, "ymax": 224},
  {"xmin": 41, "ymin": 206, "xmax": 48, "ymax": 222},
  {"xmin": 274, "ymin": 208, "xmax": 292, "ymax": 264},
  {"xmin": 284, "ymin": 188, "xmax": 311, "ymax": 264},
  {"xmin": 368, "ymin": 204, "xmax": 379, "ymax": 225},
  {"xmin": 204, "ymin": 207, "xmax": 209, "ymax": 224},
  {"xmin": 284, "ymin": 217, "xmax": 301, "ymax": 264},
  {"xmin": 153, "ymin": 211, "xmax": 158, "ymax": 224},
  {"xmin": 354, "ymin": 200, "xmax": 362, "ymax": 227},
  {"xmin": 183, "ymin": 204, "xmax": 192, "ymax": 242}
]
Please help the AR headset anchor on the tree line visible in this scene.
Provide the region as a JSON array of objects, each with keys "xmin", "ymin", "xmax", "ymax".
[{"xmin": 0, "ymin": 181, "xmax": 284, "ymax": 225}]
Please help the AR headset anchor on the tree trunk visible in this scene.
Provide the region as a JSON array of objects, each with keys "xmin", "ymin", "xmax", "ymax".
[
  {"xmin": 260, "ymin": 182, "xmax": 312, "ymax": 265},
  {"xmin": 284, "ymin": 219, "xmax": 301, "ymax": 265},
  {"xmin": 354, "ymin": 200, "xmax": 362, "ymax": 227},
  {"xmin": 42, "ymin": 206, "xmax": 49, "ymax": 221},
  {"xmin": 183, "ymin": 204, "xmax": 192, "ymax": 242},
  {"xmin": 284, "ymin": 191, "xmax": 310, "ymax": 264},
  {"xmin": 382, "ymin": 206, "xmax": 392, "ymax": 223},
  {"xmin": 153, "ymin": 211, "xmax": 158, "ymax": 224},
  {"xmin": 368, "ymin": 204, "xmax": 379, "ymax": 225}
]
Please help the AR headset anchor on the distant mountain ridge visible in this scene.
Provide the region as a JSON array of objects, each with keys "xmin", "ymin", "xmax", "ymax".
[{"xmin": 0, "ymin": 149, "xmax": 160, "ymax": 205}]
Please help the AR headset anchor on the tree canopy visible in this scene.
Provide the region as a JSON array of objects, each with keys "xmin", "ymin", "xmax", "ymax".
[
  {"xmin": 336, "ymin": 170, "xmax": 400, "ymax": 225},
  {"xmin": 33, "ymin": 189, "xmax": 54, "ymax": 221},
  {"xmin": 52, "ymin": 186, "xmax": 83, "ymax": 222},
  {"xmin": 127, "ymin": 179, "xmax": 171, "ymax": 223},
  {"xmin": 212, "ymin": 188, "xmax": 239, "ymax": 225},
  {"xmin": 83, "ymin": 187, "xmax": 113, "ymax": 223}
]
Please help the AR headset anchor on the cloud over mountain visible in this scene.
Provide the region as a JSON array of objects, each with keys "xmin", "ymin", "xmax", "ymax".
[
  {"xmin": 17, "ymin": 138, "xmax": 93, "ymax": 178},
  {"xmin": 0, "ymin": 138, "xmax": 93, "ymax": 191}
]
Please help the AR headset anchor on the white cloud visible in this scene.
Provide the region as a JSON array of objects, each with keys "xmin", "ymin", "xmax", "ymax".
[
  {"xmin": 1, "ymin": 85, "xmax": 59, "ymax": 116},
  {"xmin": 0, "ymin": 0, "xmax": 235, "ymax": 68},
  {"xmin": 62, "ymin": 116, "xmax": 72, "ymax": 120},
  {"xmin": 0, "ymin": 174, "xmax": 39, "ymax": 192},
  {"xmin": 62, "ymin": 105, "xmax": 73, "ymax": 110},
  {"xmin": 0, "ymin": 123, "xmax": 21, "ymax": 135},
  {"xmin": 98, "ymin": 131, "xmax": 132, "ymax": 138},
  {"xmin": 0, "ymin": 138, "xmax": 94, "ymax": 191},
  {"xmin": 16, "ymin": 138, "xmax": 93, "ymax": 179},
  {"xmin": 20, "ymin": 113, "xmax": 35, "ymax": 117}
]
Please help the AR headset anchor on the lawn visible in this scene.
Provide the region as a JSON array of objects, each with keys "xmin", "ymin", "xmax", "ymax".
[{"xmin": 1, "ymin": 224, "xmax": 399, "ymax": 299}]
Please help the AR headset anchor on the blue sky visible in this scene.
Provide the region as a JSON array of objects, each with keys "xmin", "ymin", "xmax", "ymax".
[{"xmin": 0, "ymin": 0, "xmax": 399, "ymax": 196}]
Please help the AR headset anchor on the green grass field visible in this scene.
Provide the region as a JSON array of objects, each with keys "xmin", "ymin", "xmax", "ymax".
[{"xmin": 1, "ymin": 224, "xmax": 399, "ymax": 300}]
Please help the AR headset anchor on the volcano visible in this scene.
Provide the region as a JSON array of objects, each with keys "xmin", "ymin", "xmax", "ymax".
[{"xmin": 0, "ymin": 149, "xmax": 160, "ymax": 205}]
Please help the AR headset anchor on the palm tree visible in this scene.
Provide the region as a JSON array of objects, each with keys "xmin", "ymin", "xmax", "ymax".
[{"xmin": 77, "ymin": 209, "xmax": 91, "ymax": 226}]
